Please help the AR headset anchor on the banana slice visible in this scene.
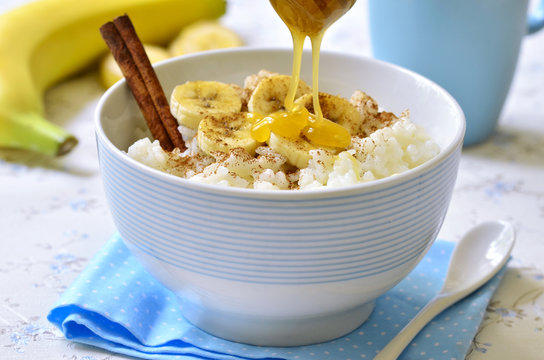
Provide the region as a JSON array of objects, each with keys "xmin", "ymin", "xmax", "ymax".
[
  {"xmin": 267, "ymin": 132, "xmax": 316, "ymax": 169},
  {"xmin": 197, "ymin": 112, "xmax": 261, "ymax": 157},
  {"xmin": 247, "ymin": 75, "xmax": 311, "ymax": 114},
  {"xmin": 99, "ymin": 44, "xmax": 170, "ymax": 89},
  {"xmin": 169, "ymin": 20, "xmax": 243, "ymax": 56},
  {"xmin": 242, "ymin": 69, "xmax": 278, "ymax": 107},
  {"xmin": 170, "ymin": 80, "xmax": 242, "ymax": 129},
  {"xmin": 294, "ymin": 92, "xmax": 362, "ymax": 136}
]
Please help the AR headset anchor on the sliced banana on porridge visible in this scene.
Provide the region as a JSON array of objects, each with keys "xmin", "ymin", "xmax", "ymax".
[
  {"xmin": 267, "ymin": 132, "xmax": 316, "ymax": 169},
  {"xmin": 247, "ymin": 75, "xmax": 311, "ymax": 114},
  {"xmin": 170, "ymin": 80, "xmax": 242, "ymax": 129},
  {"xmin": 197, "ymin": 112, "xmax": 261, "ymax": 157},
  {"xmin": 294, "ymin": 92, "xmax": 362, "ymax": 136}
]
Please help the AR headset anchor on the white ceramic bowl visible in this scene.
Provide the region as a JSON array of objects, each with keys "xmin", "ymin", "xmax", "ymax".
[{"xmin": 95, "ymin": 48, "xmax": 465, "ymax": 346}]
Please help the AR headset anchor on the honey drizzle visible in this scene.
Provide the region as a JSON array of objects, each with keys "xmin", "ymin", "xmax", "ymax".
[
  {"xmin": 284, "ymin": 28, "xmax": 305, "ymax": 112},
  {"xmin": 274, "ymin": 0, "xmax": 355, "ymax": 121},
  {"xmin": 283, "ymin": 19, "xmax": 327, "ymax": 122},
  {"xmin": 309, "ymin": 30, "xmax": 325, "ymax": 120},
  {"xmin": 253, "ymin": 0, "xmax": 356, "ymax": 149}
]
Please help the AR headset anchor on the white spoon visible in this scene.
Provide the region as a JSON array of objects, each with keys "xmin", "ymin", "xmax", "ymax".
[{"xmin": 374, "ymin": 220, "xmax": 515, "ymax": 360}]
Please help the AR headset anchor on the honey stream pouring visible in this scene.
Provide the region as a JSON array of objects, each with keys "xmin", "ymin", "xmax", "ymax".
[{"xmin": 265, "ymin": 0, "xmax": 357, "ymax": 148}]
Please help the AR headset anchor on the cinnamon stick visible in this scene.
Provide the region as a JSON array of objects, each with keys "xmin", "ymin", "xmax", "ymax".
[{"xmin": 100, "ymin": 15, "xmax": 185, "ymax": 152}]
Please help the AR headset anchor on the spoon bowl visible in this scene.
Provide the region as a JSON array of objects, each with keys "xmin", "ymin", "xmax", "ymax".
[
  {"xmin": 375, "ymin": 220, "xmax": 515, "ymax": 360},
  {"xmin": 443, "ymin": 220, "xmax": 515, "ymax": 295}
]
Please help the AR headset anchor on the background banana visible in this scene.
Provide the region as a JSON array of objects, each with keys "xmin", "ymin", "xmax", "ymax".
[
  {"xmin": 99, "ymin": 44, "xmax": 171, "ymax": 89},
  {"xmin": 169, "ymin": 20, "xmax": 243, "ymax": 56},
  {"xmin": 0, "ymin": 0, "xmax": 226, "ymax": 156},
  {"xmin": 100, "ymin": 21, "xmax": 244, "ymax": 90}
]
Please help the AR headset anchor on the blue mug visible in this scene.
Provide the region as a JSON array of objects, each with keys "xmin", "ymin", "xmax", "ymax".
[{"xmin": 368, "ymin": 0, "xmax": 544, "ymax": 145}]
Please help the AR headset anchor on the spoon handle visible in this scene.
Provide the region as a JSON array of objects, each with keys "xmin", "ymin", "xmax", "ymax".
[{"xmin": 374, "ymin": 294, "xmax": 455, "ymax": 360}]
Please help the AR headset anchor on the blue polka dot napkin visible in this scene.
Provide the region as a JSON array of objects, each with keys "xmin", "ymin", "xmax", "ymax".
[{"xmin": 48, "ymin": 234, "xmax": 506, "ymax": 360}]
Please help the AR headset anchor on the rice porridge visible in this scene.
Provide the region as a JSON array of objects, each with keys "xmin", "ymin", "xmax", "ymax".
[{"xmin": 127, "ymin": 70, "xmax": 439, "ymax": 190}]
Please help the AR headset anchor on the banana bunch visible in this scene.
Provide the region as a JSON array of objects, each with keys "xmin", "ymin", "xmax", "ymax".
[
  {"xmin": 170, "ymin": 73, "xmax": 365, "ymax": 169},
  {"xmin": 0, "ymin": 0, "xmax": 226, "ymax": 156}
]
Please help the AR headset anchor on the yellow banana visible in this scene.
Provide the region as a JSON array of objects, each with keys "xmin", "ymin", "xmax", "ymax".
[
  {"xmin": 171, "ymin": 80, "xmax": 242, "ymax": 130},
  {"xmin": 197, "ymin": 113, "xmax": 261, "ymax": 157},
  {"xmin": 100, "ymin": 44, "xmax": 171, "ymax": 89},
  {"xmin": 247, "ymin": 75, "xmax": 311, "ymax": 114},
  {"xmin": 267, "ymin": 132, "xmax": 315, "ymax": 169},
  {"xmin": 295, "ymin": 92, "xmax": 361, "ymax": 136},
  {"xmin": 0, "ymin": 0, "xmax": 226, "ymax": 156},
  {"xmin": 169, "ymin": 20, "xmax": 244, "ymax": 56}
]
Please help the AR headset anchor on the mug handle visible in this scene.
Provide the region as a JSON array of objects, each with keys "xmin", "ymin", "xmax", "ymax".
[{"xmin": 528, "ymin": 0, "xmax": 544, "ymax": 33}]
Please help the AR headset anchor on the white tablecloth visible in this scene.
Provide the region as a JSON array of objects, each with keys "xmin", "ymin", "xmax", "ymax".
[{"xmin": 1, "ymin": 0, "xmax": 543, "ymax": 359}]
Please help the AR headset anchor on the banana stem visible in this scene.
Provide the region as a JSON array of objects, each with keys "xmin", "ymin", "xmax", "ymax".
[{"xmin": 0, "ymin": 111, "xmax": 78, "ymax": 156}]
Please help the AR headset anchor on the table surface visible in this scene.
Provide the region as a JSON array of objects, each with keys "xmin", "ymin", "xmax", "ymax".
[{"xmin": 1, "ymin": 0, "xmax": 543, "ymax": 359}]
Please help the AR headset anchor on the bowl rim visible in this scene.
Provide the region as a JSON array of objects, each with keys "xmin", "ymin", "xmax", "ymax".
[{"xmin": 95, "ymin": 47, "xmax": 465, "ymax": 199}]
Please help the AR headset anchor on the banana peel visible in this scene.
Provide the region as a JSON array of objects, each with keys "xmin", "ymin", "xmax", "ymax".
[{"xmin": 0, "ymin": 0, "xmax": 226, "ymax": 156}]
